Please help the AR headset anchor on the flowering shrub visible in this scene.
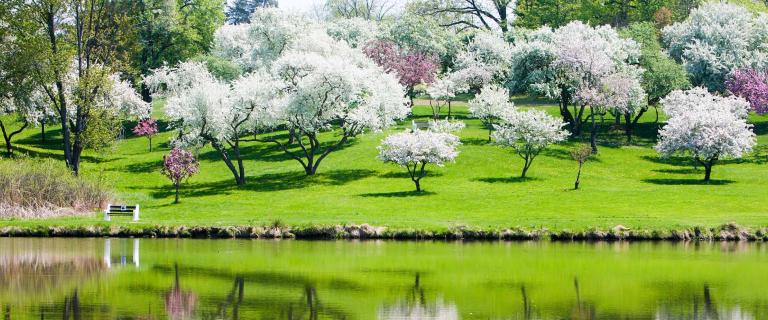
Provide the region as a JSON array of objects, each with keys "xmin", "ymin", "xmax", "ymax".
[
  {"xmin": 469, "ymin": 85, "xmax": 516, "ymax": 141},
  {"xmin": 161, "ymin": 148, "xmax": 199, "ymax": 203},
  {"xmin": 726, "ymin": 68, "xmax": 768, "ymax": 115},
  {"xmin": 363, "ymin": 39, "xmax": 439, "ymax": 103},
  {"xmin": 132, "ymin": 118, "xmax": 159, "ymax": 152},
  {"xmin": 493, "ymin": 109, "xmax": 569, "ymax": 178},
  {"xmin": 378, "ymin": 130, "xmax": 460, "ymax": 192}
]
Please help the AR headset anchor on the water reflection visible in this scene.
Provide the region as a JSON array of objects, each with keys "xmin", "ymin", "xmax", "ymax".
[
  {"xmin": 166, "ymin": 264, "xmax": 198, "ymax": 320},
  {"xmin": 378, "ymin": 273, "xmax": 459, "ymax": 320},
  {"xmin": 0, "ymin": 239, "xmax": 766, "ymax": 319}
]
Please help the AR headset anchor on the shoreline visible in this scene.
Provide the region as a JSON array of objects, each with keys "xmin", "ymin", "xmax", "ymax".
[{"xmin": 1, "ymin": 222, "xmax": 766, "ymax": 241}]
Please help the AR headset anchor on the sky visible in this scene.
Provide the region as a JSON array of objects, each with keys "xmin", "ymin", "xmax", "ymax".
[{"xmin": 280, "ymin": 0, "xmax": 324, "ymax": 13}]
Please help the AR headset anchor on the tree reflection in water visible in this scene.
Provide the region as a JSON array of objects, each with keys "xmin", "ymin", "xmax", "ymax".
[
  {"xmin": 165, "ymin": 263, "xmax": 198, "ymax": 320},
  {"xmin": 378, "ymin": 273, "xmax": 459, "ymax": 320},
  {"xmin": 654, "ymin": 284, "xmax": 755, "ymax": 320}
]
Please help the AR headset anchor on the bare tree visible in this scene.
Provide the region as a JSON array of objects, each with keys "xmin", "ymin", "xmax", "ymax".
[
  {"xmin": 416, "ymin": 0, "xmax": 516, "ymax": 33},
  {"xmin": 325, "ymin": 0, "xmax": 399, "ymax": 21}
]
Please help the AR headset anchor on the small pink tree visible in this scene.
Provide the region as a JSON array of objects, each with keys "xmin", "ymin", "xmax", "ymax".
[
  {"xmin": 363, "ymin": 40, "xmax": 439, "ymax": 105},
  {"xmin": 162, "ymin": 148, "xmax": 199, "ymax": 204},
  {"xmin": 726, "ymin": 68, "xmax": 768, "ymax": 114},
  {"xmin": 132, "ymin": 118, "xmax": 159, "ymax": 152}
]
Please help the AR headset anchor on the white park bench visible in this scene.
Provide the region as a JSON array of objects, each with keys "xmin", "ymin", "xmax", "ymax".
[
  {"xmin": 412, "ymin": 120, "xmax": 432, "ymax": 130},
  {"xmin": 104, "ymin": 204, "xmax": 140, "ymax": 221}
]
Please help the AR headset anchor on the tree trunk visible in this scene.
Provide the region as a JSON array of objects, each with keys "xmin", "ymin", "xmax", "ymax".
[
  {"xmin": 41, "ymin": 121, "xmax": 46, "ymax": 143},
  {"xmin": 413, "ymin": 179, "xmax": 421, "ymax": 192},
  {"xmin": 624, "ymin": 112, "xmax": 633, "ymax": 143},
  {"xmin": 148, "ymin": 136, "xmax": 152, "ymax": 152},
  {"xmin": 448, "ymin": 101, "xmax": 452, "ymax": 117},
  {"xmin": 174, "ymin": 183, "xmax": 180, "ymax": 204},
  {"xmin": 589, "ymin": 106, "xmax": 598, "ymax": 154},
  {"xmin": 574, "ymin": 163, "xmax": 583, "ymax": 190},
  {"xmin": 703, "ymin": 164, "xmax": 712, "ymax": 182}
]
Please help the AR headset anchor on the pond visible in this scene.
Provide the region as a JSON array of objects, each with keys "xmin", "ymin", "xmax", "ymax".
[{"xmin": 0, "ymin": 238, "xmax": 766, "ymax": 319}]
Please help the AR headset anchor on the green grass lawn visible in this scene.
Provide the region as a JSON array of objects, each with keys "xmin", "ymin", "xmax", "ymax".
[{"xmin": 1, "ymin": 96, "xmax": 768, "ymax": 232}]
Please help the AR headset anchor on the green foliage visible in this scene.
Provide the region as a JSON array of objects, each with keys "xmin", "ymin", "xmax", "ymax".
[
  {"xmin": 190, "ymin": 55, "xmax": 242, "ymax": 82},
  {"xmin": 620, "ymin": 22, "xmax": 690, "ymax": 105},
  {"xmin": 515, "ymin": 0, "xmax": 703, "ymax": 28},
  {"xmin": 119, "ymin": 0, "xmax": 226, "ymax": 82}
]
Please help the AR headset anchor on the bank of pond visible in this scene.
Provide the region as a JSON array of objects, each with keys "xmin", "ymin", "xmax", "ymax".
[
  {"xmin": 1, "ymin": 222, "xmax": 767, "ymax": 241},
  {"xmin": 1, "ymin": 238, "xmax": 767, "ymax": 319}
]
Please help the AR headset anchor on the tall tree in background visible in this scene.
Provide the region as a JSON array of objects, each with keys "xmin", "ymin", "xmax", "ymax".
[
  {"xmin": 325, "ymin": 0, "xmax": 398, "ymax": 21},
  {"xmin": 226, "ymin": 0, "xmax": 277, "ymax": 25},
  {"xmin": 120, "ymin": 0, "xmax": 225, "ymax": 100},
  {"xmin": 12, "ymin": 0, "xmax": 149, "ymax": 174}
]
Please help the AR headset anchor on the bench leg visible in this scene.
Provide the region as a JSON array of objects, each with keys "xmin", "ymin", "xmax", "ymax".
[
  {"xmin": 104, "ymin": 211, "xmax": 111, "ymax": 221},
  {"xmin": 133, "ymin": 205, "xmax": 140, "ymax": 221}
]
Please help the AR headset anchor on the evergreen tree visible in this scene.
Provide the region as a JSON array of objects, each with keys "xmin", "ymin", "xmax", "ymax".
[{"xmin": 226, "ymin": 0, "xmax": 277, "ymax": 24}]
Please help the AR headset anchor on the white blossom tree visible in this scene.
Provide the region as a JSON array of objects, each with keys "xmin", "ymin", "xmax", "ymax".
[
  {"xmin": 378, "ymin": 130, "xmax": 461, "ymax": 192},
  {"xmin": 492, "ymin": 109, "xmax": 569, "ymax": 178},
  {"xmin": 426, "ymin": 76, "xmax": 467, "ymax": 119},
  {"xmin": 655, "ymin": 88, "xmax": 756, "ymax": 182},
  {"xmin": 451, "ymin": 31, "xmax": 512, "ymax": 89},
  {"xmin": 468, "ymin": 84, "xmax": 515, "ymax": 141},
  {"xmin": 146, "ymin": 62, "xmax": 278, "ymax": 186},
  {"xmin": 510, "ymin": 22, "xmax": 641, "ymax": 138},
  {"xmin": 326, "ymin": 17, "xmax": 379, "ymax": 48},
  {"xmin": 177, "ymin": 9, "xmax": 411, "ymax": 177},
  {"xmin": 260, "ymin": 47, "xmax": 410, "ymax": 175},
  {"xmin": 663, "ymin": 3, "xmax": 768, "ymax": 92},
  {"xmin": 574, "ymin": 67, "xmax": 647, "ymax": 150}
]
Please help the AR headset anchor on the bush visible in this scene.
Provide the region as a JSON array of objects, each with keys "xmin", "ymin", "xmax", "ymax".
[{"xmin": 0, "ymin": 158, "xmax": 112, "ymax": 219}]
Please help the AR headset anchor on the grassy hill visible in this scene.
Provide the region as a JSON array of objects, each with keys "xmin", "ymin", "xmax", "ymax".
[{"xmin": 1, "ymin": 97, "xmax": 767, "ymax": 236}]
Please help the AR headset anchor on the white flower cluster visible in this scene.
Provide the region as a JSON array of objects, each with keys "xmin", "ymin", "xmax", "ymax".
[
  {"xmin": 656, "ymin": 88, "xmax": 756, "ymax": 162},
  {"xmin": 468, "ymin": 85, "xmax": 515, "ymax": 123},
  {"xmin": 326, "ymin": 17, "xmax": 378, "ymax": 48},
  {"xmin": 451, "ymin": 31, "xmax": 512, "ymax": 88},
  {"xmin": 493, "ymin": 109, "xmax": 569, "ymax": 155},
  {"xmin": 378, "ymin": 130, "xmax": 461, "ymax": 168}
]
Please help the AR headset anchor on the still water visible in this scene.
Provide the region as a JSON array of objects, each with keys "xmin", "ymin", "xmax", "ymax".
[{"xmin": 0, "ymin": 238, "xmax": 766, "ymax": 319}]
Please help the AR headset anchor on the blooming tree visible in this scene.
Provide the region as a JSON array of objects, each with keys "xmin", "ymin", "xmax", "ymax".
[
  {"xmin": 425, "ymin": 76, "xmax": 467, "ymax": 119},
  {"xmin": 363, "ymin": 40, "xmax": 439, "ymax": 105},
  {"xmin": 570, "ymin": 144, "xmax": 592, "ymax": 190},
  {"xmin": 493, "ymin": 109, "xmax": 569, "ymax": 178},
  {"xmin": 468, "ymin": 85, "xmax": 515, "ymax": 141},
  {"xmin": 451, "ymin": 32, "xmax": 512, "ymax": 89},
  {"xmin": 378, "ymin": 130, "xmax": 461, "ymax": 192},
  {"xmin": 510, "ymin": 22, "xmax": 640, "ymax": 137},
  {"xmin": 162, "ymin": 148, "xmax": 200, "ymax": 204},
  {"xmin": 663, "ymin": 3, "xmax": 768, "ymax": 92},
  {"xmin": 146, "ymin": 62, "xmax": 278, "ymax": 185},
  {"xmin": 655, "ymin": 88, "xmax": 756, "ymax": 182},
  {"xmin": 132, "ymin": 118, "xmax": 159, "ymax": 152},
  {"xmin": 726, "ymin": 68, "xmax": 768, "ymax": 114},
  {"xmin": 326, "ymin": 17, "xmax": 378, "ymax": 48}
]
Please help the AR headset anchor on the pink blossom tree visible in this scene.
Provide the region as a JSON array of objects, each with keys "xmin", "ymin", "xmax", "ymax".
[
  {"xmin": 726, "ymin": 69, "xmax": 768, "ymax": 115},
  {"xmin": 161, "ymin": 148, "xmax": 199, "ymax": 204},
  {"xmin": 132, "ymin": 118, "xmax": 159, "ymax": 152},
  {"xmin": 363, "ymin": 40, "xmax": 439, "ymax": 105}
]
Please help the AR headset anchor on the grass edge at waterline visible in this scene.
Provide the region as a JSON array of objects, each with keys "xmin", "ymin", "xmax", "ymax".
[{"xmin": 0, "ymin": 222, "xmax": 765, "ymax": 241}]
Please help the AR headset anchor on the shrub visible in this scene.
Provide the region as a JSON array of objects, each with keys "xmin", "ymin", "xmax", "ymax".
[{"xmin": 0, "ymin": 158, "xmax": 112, "ymax": 219}]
